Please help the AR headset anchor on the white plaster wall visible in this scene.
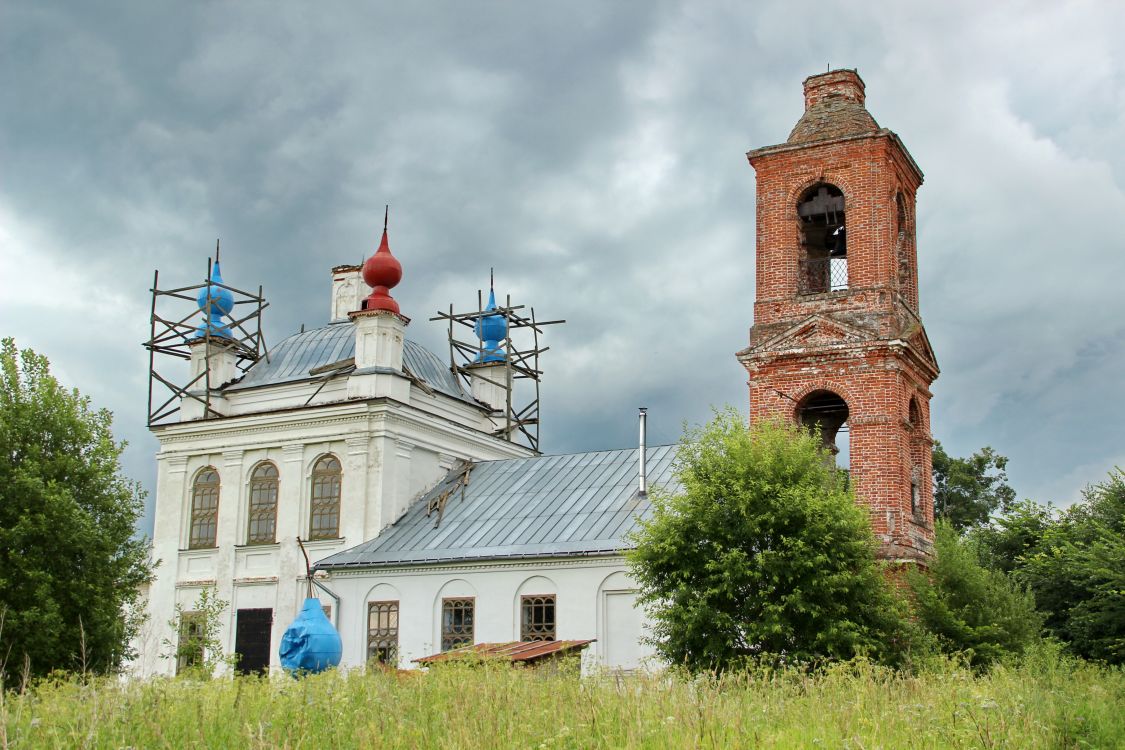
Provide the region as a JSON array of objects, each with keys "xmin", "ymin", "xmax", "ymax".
[
  {"xmin": 322, "ymin": 556, "xmax": 657, "ymax": 673},
  {"xmin": 137, "ymin": 385, "xmax": 533, "ymax": 677}
]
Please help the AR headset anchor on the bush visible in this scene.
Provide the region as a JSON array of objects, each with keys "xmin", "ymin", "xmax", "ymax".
[
  {"xmin": 627, "ymin": 411, "xmax": 911, "ymax": 672},
  {"xmin": 909, "ymin": 522, "xmax": 1042, "ymax": 668},
  {"xmin": 1019, "ymin": 470, "xmax": 1125, "ymax": 664}
]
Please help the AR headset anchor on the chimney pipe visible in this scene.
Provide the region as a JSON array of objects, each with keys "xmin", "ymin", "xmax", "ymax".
[{"xmin": 638, "ymin": 407, "xmax": 648, "ymax": 497}]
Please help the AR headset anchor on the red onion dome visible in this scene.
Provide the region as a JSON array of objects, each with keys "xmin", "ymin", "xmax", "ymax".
[{"xmin": 361, "ymin": 226, "xmax": 402, "ymax": 313}]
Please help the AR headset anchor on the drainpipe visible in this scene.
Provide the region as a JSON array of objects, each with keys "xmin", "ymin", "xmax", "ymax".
[{"xmin": 638, "ymin": 407, "xmax": 648, "ymax": 497}]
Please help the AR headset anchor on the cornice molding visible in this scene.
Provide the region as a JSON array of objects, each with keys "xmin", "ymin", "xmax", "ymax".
[{"xmin": 323, "ymin": 553, "xmax": 625, "ymax": 579}]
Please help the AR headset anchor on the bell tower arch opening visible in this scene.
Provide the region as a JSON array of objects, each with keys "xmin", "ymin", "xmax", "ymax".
[
  {"xmin": 795, "ymin": 389, "xmax": 849, "ymax": 463},
  {"xmin": 797, "ymin": 183, "xmax": 847, "ymax": 295}
]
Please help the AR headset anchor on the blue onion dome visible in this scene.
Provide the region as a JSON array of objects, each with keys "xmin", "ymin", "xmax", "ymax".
[
  {"xmin": 194, "ymin": 260, "xmax": 235, "ymax": 339},
  {"xmin": 474, "ymin": 287, "xmax": 507, "ymax": 363}
]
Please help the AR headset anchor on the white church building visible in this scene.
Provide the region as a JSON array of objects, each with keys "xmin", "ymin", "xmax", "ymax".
[{"xmin": 138, "ymin": 223, "xmax": 668, "ymax": 677}]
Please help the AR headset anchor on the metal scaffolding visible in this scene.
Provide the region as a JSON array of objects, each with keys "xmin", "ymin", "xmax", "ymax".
[
  {"xmin": 143, "ymin": 254, "xmax": 268, "ymax": 426},
  {"xmin": 432, "ymin": 291, "xmax": 563, "ymax": 453}
]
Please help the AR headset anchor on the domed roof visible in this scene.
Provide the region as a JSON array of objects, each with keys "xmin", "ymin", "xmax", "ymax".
[
  {"xmin": 787, "ymin": 95, "xmax": 879, "ymax": 145},
  {"xmin": 227, "ymin": 322, "xmax": 472, "ymax": 403}
]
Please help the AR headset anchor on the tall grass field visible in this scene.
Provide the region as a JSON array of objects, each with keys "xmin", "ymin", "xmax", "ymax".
[{"xmin": 3, "ymin": 650, "xmax": 1122, "ymax": 748}]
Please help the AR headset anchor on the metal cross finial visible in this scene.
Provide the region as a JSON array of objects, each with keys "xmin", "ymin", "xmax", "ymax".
[
  {"xmin": 490, "ymin": 266, "xmax": 494, "ymax": 290},
  {"xmin": 215, "ymin": 238, "xmax": 220, "ymax": 263},
  {"xmin": 384, "ymin": 204, "xmax": 389, "ymax": 232}
]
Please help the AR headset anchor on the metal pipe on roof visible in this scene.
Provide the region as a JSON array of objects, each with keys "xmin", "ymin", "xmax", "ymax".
[{"xmin": 638, "ymin": 407, "xmax": 648, "ymax": 497}]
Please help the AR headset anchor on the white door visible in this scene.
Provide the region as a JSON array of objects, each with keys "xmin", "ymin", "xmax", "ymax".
[{"xmin": 602, "ymin": 590, "xmax": 644, "ymax": 671}]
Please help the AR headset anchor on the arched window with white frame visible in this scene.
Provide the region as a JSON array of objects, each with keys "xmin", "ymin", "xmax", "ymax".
[
  {"xmin": 247, "ymin": 462, "xmax": 279, "ymax": 545},
  {"xmin": 309, "ymin": 454, "xmax": 342, "ymax": 540},
  {"xmin": 188, "ymin": 467, "xmax": 220, "ymax": 549}
]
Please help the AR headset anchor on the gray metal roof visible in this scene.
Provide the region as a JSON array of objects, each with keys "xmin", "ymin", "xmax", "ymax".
[
  {"xmin": 315, "ymin": 444, "xmax": 681, "ymax": 569},
  {"xmin": 226, "ymin": 322, "xmax": 473, "ymax": 403}
]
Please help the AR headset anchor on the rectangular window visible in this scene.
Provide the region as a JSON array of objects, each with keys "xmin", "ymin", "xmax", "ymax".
[
  {"xmin": 441, "ymin": 598, "xmax": 474, "ymax": 652},
  {"xmin": 176, "ymin": 611, "xmax": 205, "ymax": 674},
  {"xmin": 520, "ymin": 595, "xmax": 556, "ymax": 642},
  {"xmin": 367, "ymin": 601, "xmax": 399, "ymax": 666}
]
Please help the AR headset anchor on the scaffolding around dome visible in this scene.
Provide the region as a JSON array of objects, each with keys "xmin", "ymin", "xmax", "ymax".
[
  {"xmin": 432, "ymin": 286, "xmax": 563, "ymax": 453},
  {"xmin": 143, "ymin": 249, "xmax": 269, "ymax": 426}
]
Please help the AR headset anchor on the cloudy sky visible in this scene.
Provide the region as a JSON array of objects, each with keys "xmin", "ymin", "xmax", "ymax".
[{"xmin": 3, "ymin": 1, "xmax": 1124, "ymax": 536}]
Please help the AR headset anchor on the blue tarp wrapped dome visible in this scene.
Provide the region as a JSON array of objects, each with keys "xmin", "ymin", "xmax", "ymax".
[{"xmin": 279, "ymin": 597, "xmax": 342, "ymax": 675}]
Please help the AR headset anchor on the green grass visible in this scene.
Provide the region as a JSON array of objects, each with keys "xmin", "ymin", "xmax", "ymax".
[{"xmin": 2, "ymin": 649, "xmax": 1122, "ymax": 748}]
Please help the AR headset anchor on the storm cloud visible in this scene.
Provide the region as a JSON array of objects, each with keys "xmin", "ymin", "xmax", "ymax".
[{"xmin": 3, "ymin": 1, "xmax": 1123, "ymax": 535}]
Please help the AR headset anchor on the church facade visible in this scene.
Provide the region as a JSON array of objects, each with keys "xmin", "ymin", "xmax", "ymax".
[{"xmin": 137, "ymin": 69, "xmax": 935, "ymax": 677}]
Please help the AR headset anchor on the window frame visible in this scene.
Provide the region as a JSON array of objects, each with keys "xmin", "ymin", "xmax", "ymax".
[
  {"xmin": 246, "ymin": 462, "xmax": 279, "ymax": 545},
  {"xmin": 367, "ymin": 600, "xmax": 400, "ymax": 667},
  {"xmin": 188, "ymin": 467, "xmax": 220, "ymax": 549},
  {"xmin": 520, "ymin": 594, "xmax": 557, "ymax": 642},
  {"xmin": 440, "ymin": 597, "xmax": 475, "ymax": 652},
  {"xmin": 308, "ymin": 454, "xmax": 342, "ymax": 541}
]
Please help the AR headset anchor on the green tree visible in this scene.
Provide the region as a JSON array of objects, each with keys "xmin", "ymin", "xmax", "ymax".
[
  {"xmin": 627, "ymin": 411, "xmax": 910, "ymax": 672},
  {"xmin": 1019, "ymin": 471, "xmax": 1125, "ymax": 664},
  {"xmin": 908, "ymin": 522, "xmax": 1041, "ymax": 668},
  {"xmin": 932, "ymin": 442, "xmax": 1017, "ymax": 531},
  {"xmin": 0, "ymin": 339, "xmax": 151, "ymax": 683},
  {"xmin": 970, "ymin": 499, "xmax": 1054, "ymax": 574}
]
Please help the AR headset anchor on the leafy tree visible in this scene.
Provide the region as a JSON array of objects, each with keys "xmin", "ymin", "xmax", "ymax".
[
  {"xmin": 970, "ymin": 499, "xmax": 1054, "ymax": 574},
  {"xmin": 627, "ymin": 411, "xmax": 910, "ymax": 672},
  {"xmin": 908, "ymin": 522, "xmax": 1041, "ymax": 668},
  {"xmin": 932, "ymin": 442, "xmax": 1016, "ymax": 531},
  {"xmin": 0, "ymin": 339, "xmax": 151, "ymax": 683},
  {"xmin": 1019, "ymin": 471, "xmax": 1125, "ymax": 664}
]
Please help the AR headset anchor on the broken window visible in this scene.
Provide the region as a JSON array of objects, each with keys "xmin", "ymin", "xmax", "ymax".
[
  {"xmin": 367, "ymin": 601, "xmax": 399, "ymax": 666},
  {"xmin": 247, "ymin": 462, "xmax": 279, "ymax": 545},
  {"xmin": 176, "ymin": 611, "xmax": 205, "ymax": 674},
  {"xmin": 309, "ymin": 454, "xmax": 342, "ymax": 540},
  {"xmin": 908, "ymin": 396, "xmax": 921, "ymax": 428},
  {"xmin": 798, "ymin": 184, "xmax": 847, "ymax": 294},
  {"xmin": 441, "ymin": 598, "xmax": 474, "ymax": 652},
  {"xmin": 520, "ymin": 595, "xmax": 557, "ymax": 642},
  {"xmin": 796, "ymin": 390, "xmax": 849, "ymax": 463},
  {"xmin": 189, "ymin": 467, "xmax": 220, "ymax": 549}
]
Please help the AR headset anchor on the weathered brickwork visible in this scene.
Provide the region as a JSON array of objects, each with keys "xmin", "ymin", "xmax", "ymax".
[{"xmin": 736, "ymin": 70, "xmax": 938, "ymax": 563}]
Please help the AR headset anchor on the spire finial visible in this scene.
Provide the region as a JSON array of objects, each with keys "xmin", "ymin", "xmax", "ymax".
[
  {"xmin": 359, "ymin": 210, "xmax": 403, "ymax": 314},
  {"xmin": 474, "ymin": 272, "xmax": 506, "ymax": 363},
  {"xmin": 215, "ymin": 238, "xmax": 221, "ymax": 263}
]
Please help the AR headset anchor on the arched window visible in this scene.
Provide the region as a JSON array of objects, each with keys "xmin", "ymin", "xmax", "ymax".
[
  {"xmin": 247, "ymin": 462, "xmax": 279, "ymax": 545},
  {"xmin": 908, "ymin": 396, "xmax": 921, "ymax": 428},
  {"xmin": 189, "ymin": 467, "xmax": 220, "ymax": 549},
  {"xmin": 895, "ymin": 191, "xmax": 916, "ymax": 304},
  {"xmin": 797, "ymin": 183, "xmax": 847, "ymax": 294},
  {"xmin": 309, "ymin": 455, "xmax": 342, "ymax": 540}
]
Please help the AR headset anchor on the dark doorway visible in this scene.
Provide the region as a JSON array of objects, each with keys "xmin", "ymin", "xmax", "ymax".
[{"xmin": 234, "ymin": 608, "xmax": 273, "ymax": 675}]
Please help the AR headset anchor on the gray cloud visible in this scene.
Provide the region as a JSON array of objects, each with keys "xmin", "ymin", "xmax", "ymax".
[{"xmin": 3, "ymin": 1, "xmax": 1123, "ymax": 537}]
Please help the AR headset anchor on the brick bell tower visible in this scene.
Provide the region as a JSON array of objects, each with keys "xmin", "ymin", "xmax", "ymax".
[{"xmin": 736, "ymin": 69, "xmax": 939, "ymax": 564}]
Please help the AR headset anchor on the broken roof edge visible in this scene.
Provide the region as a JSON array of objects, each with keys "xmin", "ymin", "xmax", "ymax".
[{"xmin": 413, "ymin": 639, "xmax": 596, "ymax": 664}]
